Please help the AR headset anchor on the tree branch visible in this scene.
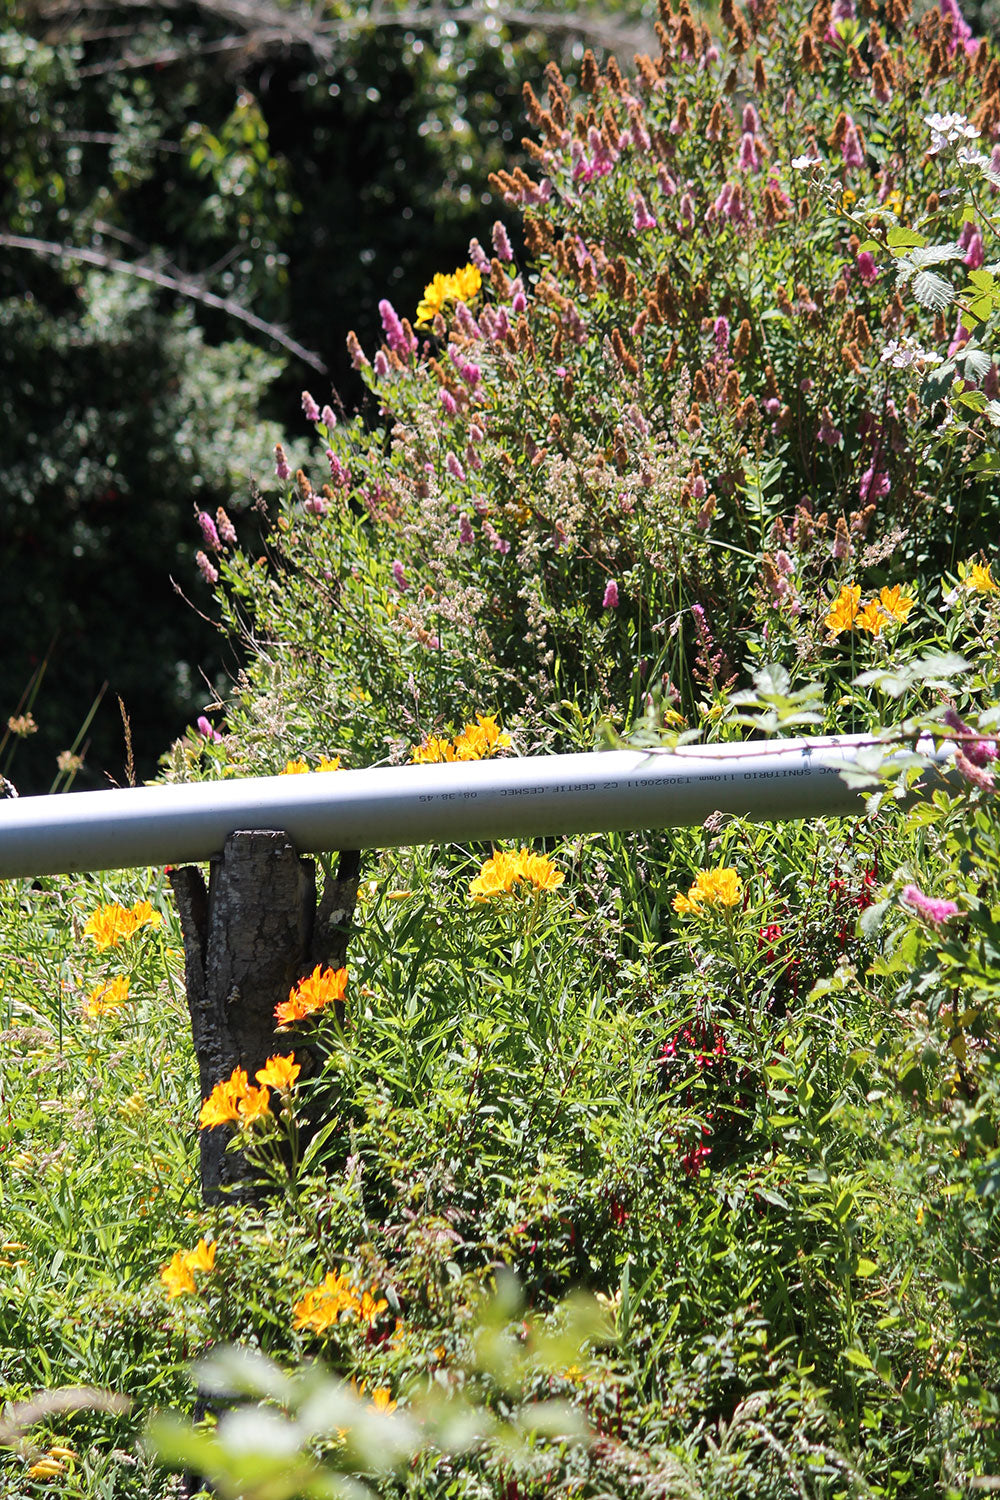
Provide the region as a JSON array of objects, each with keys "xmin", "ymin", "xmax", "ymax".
[{"xmin": 0, "ymin": 233, "xmax": 327, "ymax": 375}]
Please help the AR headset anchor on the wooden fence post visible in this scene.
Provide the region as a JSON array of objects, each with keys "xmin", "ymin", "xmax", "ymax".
[{"xmin": 168, "ymin": 831, "xmax": 359, "ymax": 1204}]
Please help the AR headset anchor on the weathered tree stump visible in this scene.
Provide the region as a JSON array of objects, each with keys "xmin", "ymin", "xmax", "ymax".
[{"xmin": 168, "ymin": 830, "xmax": 359, "ymax": 1204}]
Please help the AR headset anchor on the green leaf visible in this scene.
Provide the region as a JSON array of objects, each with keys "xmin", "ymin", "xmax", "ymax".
[
  {"xmin": 845, "ymin": 1347, "xmax": 874, "ymax": 1370},
  {"xmin": 887, "ymin": 225, "xmax": 927, "ymax": 252},
  {"xmin": 910, "ymin": 270, "xmax": 955, "ymax": 310},
  {"xmin": 855, "ymin": 1258, "xmax": 878, "ymax": 1277}
]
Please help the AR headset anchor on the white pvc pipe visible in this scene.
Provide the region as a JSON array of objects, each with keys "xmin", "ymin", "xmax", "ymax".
[{"xmin": 0, "ymin": 736, "xmax": 946, "ymax": 879}]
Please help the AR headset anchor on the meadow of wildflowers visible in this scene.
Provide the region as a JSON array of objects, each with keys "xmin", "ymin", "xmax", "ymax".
[{"xmin": 4, "ymin": 0, "xmax": 1000, "ymax": 1494}]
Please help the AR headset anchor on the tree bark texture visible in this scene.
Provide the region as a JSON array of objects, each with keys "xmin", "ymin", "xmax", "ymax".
[{"xmin": 168, "ymin": 830, "xmax": 359, "ymax": 1204}]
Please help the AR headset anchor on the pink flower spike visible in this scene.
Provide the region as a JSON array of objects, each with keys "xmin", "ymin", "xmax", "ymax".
[
  {"xmin": 468, "ymin": 237, "xmax": 491, "ymax": 273},
  {"xmin": 602, "ymin": 579, "xmax": 620, "ymax": 609},
  {"xmin": 320, "ymin": 404, "xmax": 336, "ymax": 430},
  {"xmin": 274, "ymin": 443, "xmax": 290, "ymax": 481},
  {"xmin": 856, "ymin": 250, "xmax": 879, "ymax": 285},
  {"xmin": 631, "ymin": 192, "xmax": 657, "ymax": 232},
  {"xmin": 441, "ymin": 388, "xmax": 457, "ymax": 417},
  {"xmin": 392, "ymin": 560, "xmax": 408, "ymax": 592},
  {"xmin": 492, "ymin": 221, "xmax": 513, "ymax": 263},
  {"xmin": 445, "ymin": 452, "xmax": 466, "ymax": 483},
  {"xmin": 197, "ymin": 512, "xmax": 221, "ymax": 550},
  {"xmin": 901, "ymin": 884, "xmax": 960, "ymax": 926},
  {"xmin": 841, "ymin": 116, "xmax": 865, "ymax": 168},
  {"xmin": 196, "ymin": 715, "xmax": 222, "ymax": 743},
  {"xmin": 195, "ymin": 550, "xmax": 218, "ymax": 586},
  {"xmin": 301, "ymin": 391, "xmax": 321, "ymax": 423},
  {"xmin": 458, "ymin": 513, "xmax": 474, "ymax": 545}
]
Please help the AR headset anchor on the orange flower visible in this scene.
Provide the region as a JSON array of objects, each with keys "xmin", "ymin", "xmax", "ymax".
[
  {"xmin": 823, "ymin": 583, "xmax": 861, "ymax": 637},
  {"xmin": 160, "ymin": 1249, "xmax": 196, "ymax": 1299},
  {"xmin": 293, "ymin": 1270, "xmax": 359, "ymax": 1333},
  {"xmin": 256, "ymin": 1053, "xmax": 301, "ymax": 1091},
  {"xmin": 84, "ymin": 975, "xmax": 131, "ymax": 1017},
  {"xmin": 198, "ymin": 1068, "xmax": 248, "ymax": 1128},
  {"xmin": 185, "ymin": 1238, "xmax": 217, "ymax": 1273},
  {"xmin": 83, "ymin": 899, "xmax": 162, "ymax": 949},
  {"xmin": 239, "ymin": 1084, "xmax": 272, "ymax": 1124},
  {"xmin": 198, "ymin": 1066, "xmax": 272, "ymax": 1128},
  {"xmin": 275, "ymin": 965, "xmax": 348, "ymax": 1027},
  {"xmin": 855, "ymin": 599, "xmax": 887, "ymax": 636}
]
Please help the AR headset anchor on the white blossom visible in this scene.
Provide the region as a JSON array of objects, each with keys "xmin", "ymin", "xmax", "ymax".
[
  {"xmin": 880, "ymin": 338, "xmax": 942, "ymax": 370},
  {"xmin": 791, "ymin": 153, "xmax": 824, "ymax": 171},
  {"xmin": 925, "ymin": 111, "xmax": 980, "ymax": 155}
]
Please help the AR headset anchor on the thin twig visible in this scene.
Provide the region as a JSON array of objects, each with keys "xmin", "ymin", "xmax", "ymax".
[{"xmin": 0, "ymin": 233, "xmax": 327, "ymax": 374}]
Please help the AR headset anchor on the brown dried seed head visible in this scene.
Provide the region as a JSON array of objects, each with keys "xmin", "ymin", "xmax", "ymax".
[
  {"xmin": 733, "ymin": 318, "xmax": 751, "ymax": 361},
  {"xmin": 581, "ymin": 50, "xmax": 600, "ymax": 92}
]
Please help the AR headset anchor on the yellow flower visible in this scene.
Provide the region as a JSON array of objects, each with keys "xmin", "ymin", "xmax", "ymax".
[
  {"xmin": 411, "ymin": 735, "xmax": 456, "ymax": 764},
  {"xmin": 855, "ymin": 599, "xmax": 887, "ymax": 636},
  {"xmin": 316, "ymin": 755, "xmax": 342, "ymax": 772},
  {"xmin": 276, "ymin": 965, "xmax": 348, "ymax": 1027},
  {"xmin": 877, "ymin": 583, "xmax": 914, "ymax": 622},
  {"xmin": 452, "ymin": 713, "xmax": 513, "ymax": 760},
  {"xmin": 239, "ymin": 1083, "xmax": 272, "ymax": 1124},
  {"xmin": 198, "ymin": 1068, "xmax": 248, "ymax": 1128},
  {"xmin": 358, "ymin": 1286, "xmax": 389, "ymax": 1325},
  {"xmin": 416, "ymin": 271, "xmax": 456, "ymax": 327},
  {"xmin": 198, "ymin": 1066, "xmax": 271, "ymax": 1128},
  {"xmin": 281, "ymin": 758, "xmax": 309, "ymax": 775},
  {"xmin": 256, "ymin": 1053, "xmax": 301, "ymax": 1091},
  {"xmin": 840, "ymin": 188, "xmax": 856, "ymax": 211},
  {"xmin": 451, "ymin": 263, "xmax": 482, "ymax": 303},
  {"xmin": 967, "ymin": 561, "xmax": 997, "ymax": 594},
  {"xmin": 368, "ymin": 1386, "xmax": 397, "ymax": 1414},
  {"xmin": 469, "ymin": 848, "xmax": 563, "ymax": 899},
  {"xmin": 83, "ymin": 900, "xmax": 162, "ymax": 949},
  {"xmin": 824, "ymin": 583, "xmax": 861, "ymax": 637},
  {"xmin": 293, "ymin": 1270, "xmax": 360, "ymax": 1333},
  {"xmin": 185, "ymin": 1238, "xmax": 217, "ymax": 1273},
  {"xmin": 885, "ymin": 188, "xmax": 903, "ymax": 217},
  {"xmin": 673, "ymin": 866, "xmax": 742, "ymax": 916},
  {"xmin": 415, "ymin": 264, "xmax": 483, "ymax": 327},
  {"xmin": 160, "ymin": 1249, "xmax": 196, "ymax": 1299},
  {"xmin": 27, "ymin": 1455, "xmax": 67, "ymax": 1479},
  {"xmin": 414, "ymin": 715, "xmax": 511, "ymax": 763},
  {"xmin": 84, "ymin": 975, "xmax": 131, "ymax": 1017}
]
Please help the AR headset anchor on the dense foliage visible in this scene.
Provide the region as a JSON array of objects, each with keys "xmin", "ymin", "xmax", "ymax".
[
  {"xmin": 0, "ymin": 0, "xmax": 647, "ymax": 790},
  {"xmin": 4, "ymin": 0, "xmax": 1000, "ymax": 1497}
]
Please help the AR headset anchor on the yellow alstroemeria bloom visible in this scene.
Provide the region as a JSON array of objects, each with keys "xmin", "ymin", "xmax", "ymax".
[
  {"xmin": 316, "ymin": 755, "xmax": 342, "ymax": 772},
  {"xmin": 411, "ymin": 735, "xmax": 456, "ymax": 764},
  {"xmin": 276, "ymin": 965, "xmax": 348, "ymax": 1028},
  {"xmin": 281, "ymin": 758, "xmax": 310, "ymax": 775},
  {"xmin": 451, "ymin": 263, "xmax": 482, "ymax": 303},
  {"xmin": 83, "ymin": 900, "xmax": 162, "ymax": 949},
  {"xmin": 293, "ymin": 1270, "xmax": 360, "ymax": 1333},
  {"xmin": 160, "ymin": 1249, "xmax": 196, "ymax": 1299},
  {"xmin": 185, "ymin": 1238, "xmax": 217, "ymax": 1274},
  {"xmin": 256, "ymin": 1053, "xmax": 301, "ymax": 1091},
  {"xmin": 824, "ymin": 583, "xmax": 862, "ymax": 637},
  {"xmin": 415, "ymin": 271, "xmax": 456, "ymax": 328},
  {"xmin": 84, "ymin": 975, "xmax": 131, "ymax": 1017},
  {"xmin": 673, "ymin": 866, "xmax": 743, "ymax": 916},
  {"xmin": 968, "ymin": 561, "xmax": 997, "ymax": 594},
  {"xmin": 469, "ymin": 849, "xmax": 563, "ymax": 899},
  {"xmin": 855, "ymin": 599, "xmax": 887, "ymax": 636},
  {"xmin": 877, "ymin": 584, "xmax": 915, "ymax": 622}
]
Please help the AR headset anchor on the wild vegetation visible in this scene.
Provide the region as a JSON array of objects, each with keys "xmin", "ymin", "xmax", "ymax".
[{"xmin": 4, "ymin": 0, "xmax": 1000, "ymax": 1496}]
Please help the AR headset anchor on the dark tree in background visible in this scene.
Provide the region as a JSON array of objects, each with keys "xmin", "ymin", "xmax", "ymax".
[
  {"xmin": 1, "ymin": 0, "xmax": 652, "ymax": 792},
  {"xmin": 4, "ymin": 0, "xmax": 989, "ymax": 793}
]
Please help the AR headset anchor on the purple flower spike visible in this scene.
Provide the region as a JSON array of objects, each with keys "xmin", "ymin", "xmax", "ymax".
[
  {"xmin": 301, "ymin": 391, "xmax": 321, "ymax": 423},
  {"xmin": 197, "ymin": 512, "xmax": 221, "ymax": 550},
  {"xmin": 602, "ymin": 579, "xmax": 620, "ymax": 609},
  {"xmin": 901, "ymin": 884, "xmax": 960, "ymax": 926}
]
